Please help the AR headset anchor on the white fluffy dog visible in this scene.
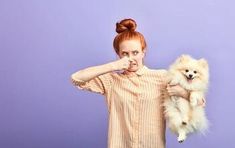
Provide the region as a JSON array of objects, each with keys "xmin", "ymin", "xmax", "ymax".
[{"xmin": 163, "ymin": 54, "xmax": 209, "ymax": 143}]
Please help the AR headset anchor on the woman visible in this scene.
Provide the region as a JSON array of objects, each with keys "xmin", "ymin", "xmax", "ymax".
[{"xmin": 71, "ymin": 18, "xmax": 190, "ymax": 148}]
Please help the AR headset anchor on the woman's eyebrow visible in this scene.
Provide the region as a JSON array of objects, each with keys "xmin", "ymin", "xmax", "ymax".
[{"xmin": 120, "ymin": 51, "xmax": 129, "ymax": 53}]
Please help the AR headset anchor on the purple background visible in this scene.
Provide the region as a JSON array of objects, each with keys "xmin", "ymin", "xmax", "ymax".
[{"xmin": 0, "ymin": 0, "xmax": 234, "ymax": 147}]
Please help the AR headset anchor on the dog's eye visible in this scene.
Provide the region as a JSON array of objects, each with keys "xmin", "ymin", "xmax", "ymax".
[
  {"xmin": 185, "ymin": 69, "xmax": 189, "ymax": 72},
  {"xmin": 194, "ymin": 71, "xmax": 197, "ymax": 74}
]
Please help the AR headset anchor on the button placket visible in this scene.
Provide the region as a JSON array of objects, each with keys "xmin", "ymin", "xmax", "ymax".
[{"xmin": 133, "ymin": 76, "xmax": 141, "ymax": 148}]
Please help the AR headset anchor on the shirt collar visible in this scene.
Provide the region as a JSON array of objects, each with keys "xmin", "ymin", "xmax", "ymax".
[{"xmin": 136, "ymin": 65, "xmax": 148, "ymax": 76}]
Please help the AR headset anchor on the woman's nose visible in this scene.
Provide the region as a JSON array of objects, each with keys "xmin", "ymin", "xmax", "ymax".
[
  {"xmin": 129, "ymin": 57, "xmax": 134, "ymax": 62},
  {"xmin": 128, "ymin": 54, "xmax": 134, "ymax": 60}
]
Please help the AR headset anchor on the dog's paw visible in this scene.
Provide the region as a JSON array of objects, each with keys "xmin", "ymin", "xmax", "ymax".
[
  {"xmin": 182, "ymin": 121, "xmax": 187, "ymax": 125},
  {"xmin": 178, "ymin": 139, "xmax": 184, "ymax": 143},
  {"xmin": 178, "ymin": 133, "xmax": 186, "ymax": 143}
]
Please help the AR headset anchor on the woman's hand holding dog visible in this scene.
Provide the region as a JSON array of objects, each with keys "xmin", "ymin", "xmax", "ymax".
[
  {"xmin": 164, "ymin": 84, "xmax": 205, "ymax": 107},
  {"xmin": 166, "ymin": 84, "xmax": 189, "ymax": 99}
]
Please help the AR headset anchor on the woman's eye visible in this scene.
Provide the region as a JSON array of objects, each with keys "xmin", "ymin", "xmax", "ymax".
[
  {"xmin": 133, "ymin": 51, "xmax": 139, "ymax": 55},
  {"xmin": 122, "ymin": 53, "xmax": 128, "ymax": 56}
]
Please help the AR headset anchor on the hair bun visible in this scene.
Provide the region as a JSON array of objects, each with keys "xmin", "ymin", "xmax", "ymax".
[{"xmin": 116, "ymin": 18, "xmax": 137, "ymax": 33}]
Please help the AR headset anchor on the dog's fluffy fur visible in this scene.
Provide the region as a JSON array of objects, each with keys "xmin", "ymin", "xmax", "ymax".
[{"xmin": 163, "ymin": 54, "xmax": 209, "ymax": 143}]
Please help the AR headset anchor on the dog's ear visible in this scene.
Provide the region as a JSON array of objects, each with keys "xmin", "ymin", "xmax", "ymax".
[
  {"xmin": 178, "ymin": 54, "xmax": 192, "ymax": 63},
  {"xmin": 198, "ymin": 58, "xmax": 208, "ymax": 69}
]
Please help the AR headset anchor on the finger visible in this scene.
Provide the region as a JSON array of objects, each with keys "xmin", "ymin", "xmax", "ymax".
[
  {"xmin": 126, "ymin": 57, "xmax": 131, "ymax": 61},
  {"xmin": 122, "ymin": 56, "xmax": 130, "ymax": 62},
  {"xmin": 167, "ymin": 90, "xmax": 174, "ymax": 96},
  {"xmin": 168, "ymin": 83, "xmax": 178, "ymax": 86},
  {"xmin": 161, "ymin": 92, "xmax": 169, "ymax": 99},
  {"xmin": 166, "ymin": 86, "xmax": 173, "ymax": 91},
  {"xmin": 202, "ymin": 102, "xmax": 206, "ymax": 107},
  {"xmin": 123, "ymin": 56, "xmax": 129, "ymax": 59},
  {"xmin": 167, "ymin": 85, "xmax": 178, "ymax": 90},
  {"xmin": 166, "ymin": 87, "xmax": 172, "ymax": 94},
  {"xmin": 197, "ymin": 100, "xmax": 202, "ymax": 106},
  {"xmin": 166, "ymin": 85, "xmax": 170, "ymax": 89},
  {"xmin": 166, "ymin": 87, "xmax": 175, "ymax": 94},
  {"xmin": 201, "ymin": 99, "xmax": 206, "ymax": 107},
  {"xmin": 197, "ymin": 99, "xmax": 205, "ymax": 107},
  {"xmin": 123, "ymin": 65, "xmax": 129, "ymax": 70}
]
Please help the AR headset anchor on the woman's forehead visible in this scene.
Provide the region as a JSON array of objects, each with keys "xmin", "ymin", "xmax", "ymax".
[{"xmin": 119, "ymin": 40, "xmax": 142, "ymax": 52}]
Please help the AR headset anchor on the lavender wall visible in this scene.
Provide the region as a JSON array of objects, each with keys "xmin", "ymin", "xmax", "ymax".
[{"xmin": 0, "ymin": 0, "xmax": 234, "ymax": 147}]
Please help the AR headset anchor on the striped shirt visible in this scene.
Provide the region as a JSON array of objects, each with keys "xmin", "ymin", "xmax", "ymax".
[{"xmin": 71, "ymin": 66, "xmax": 168, "ymax": 148}]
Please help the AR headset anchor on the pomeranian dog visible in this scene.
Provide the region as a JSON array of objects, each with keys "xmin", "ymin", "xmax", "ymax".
[{"xmin": 163, "ymin": 54, "xmax": 209, "ymax": 143}]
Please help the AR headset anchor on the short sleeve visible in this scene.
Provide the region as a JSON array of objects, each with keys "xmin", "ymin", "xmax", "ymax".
[
  {"xmin": 71, "ymin": 73, "xmax": 113, "ymax": 95},
  {"xmin": 163, "ymin": 70, "xmax": 171, "ymax": 84},
  {"xmin": 156, "ymin": 69, "xmax": 170, "ymax": 85}
]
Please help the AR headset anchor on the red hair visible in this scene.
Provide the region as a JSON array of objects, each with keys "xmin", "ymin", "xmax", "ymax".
[{"xmin": 113, "ymin": 18, "xmax": 147, "ymax": 54}]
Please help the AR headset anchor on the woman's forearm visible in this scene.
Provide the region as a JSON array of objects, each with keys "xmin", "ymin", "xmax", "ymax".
[
  {"xmin": 71, "ymin": 62, "xmax": 115, "ymax": 82},
  {"xmin": 71, "ymin": 57, "xmax": 131, "ymax": 82}
]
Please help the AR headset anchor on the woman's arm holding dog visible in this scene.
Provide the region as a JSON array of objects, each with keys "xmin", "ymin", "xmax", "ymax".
[
  {"xmin": 166, "ymin": 84, "xmax": 189, "ymax": 99},
  {"xmin": 166, "ymin": 84, "xmax": 205, "ymax": 107}
]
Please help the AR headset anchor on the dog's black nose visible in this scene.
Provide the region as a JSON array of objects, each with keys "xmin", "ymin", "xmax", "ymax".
[{"xmin": 189, "ymin": 74, "xmax": 193, "ymax": 78}]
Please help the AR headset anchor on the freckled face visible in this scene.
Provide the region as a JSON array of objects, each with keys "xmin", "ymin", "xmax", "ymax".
[{"xmin": 118, "ymin": 40, "xmax": 145, "ymax": 72}]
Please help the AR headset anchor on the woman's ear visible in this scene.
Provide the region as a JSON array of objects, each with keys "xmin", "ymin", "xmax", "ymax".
[
  {"xmin": 142, "ymin": 49, "xmax": 146, "ymax": 56},
  {"xmin": 116, "ymin": 53, "xmax": 121, "ymax": 59}
]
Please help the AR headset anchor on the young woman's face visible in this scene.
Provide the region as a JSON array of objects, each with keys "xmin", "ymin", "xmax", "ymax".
[{"xmin": 118, "ymin": 39, "xmax": 145, "ymax": 72}]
